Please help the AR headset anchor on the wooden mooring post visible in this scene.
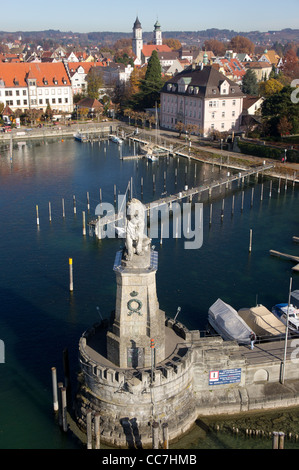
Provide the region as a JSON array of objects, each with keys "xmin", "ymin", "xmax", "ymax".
[
  {"xmin": 51, "ymin": 367, "xmax": 59, "ymax": 412},
  {"xmin": 152, "ymin": 421, "xmax": 159, "ymax": 449},
  {"xmin": 94, "ymin": 412, "xmax": 101, "ymax": 449},
  {"xmin": 249, "ymin": 229, "xmax": 252, "ymax": 252},
  {"xmin": 162, "ymin": 423, "xmax": 169, "ymax": 449},
  {"xmin": 86, "ymin": 410, "xmax": 93, "ymax": 449},
  {"xmin": 69, "ymin": 258, "xmax": 73, "ymax": 292},
  {"xmin": 82, "ymin": 211, "xmax": 86, "ymax": 236},
  {"xmin": 49, "ymin": 202, "xmax": 52, "ymax": 222},
  {"xmin": 36, "ymin": 204, "xmax": 39, "ymax": 226},
  {"xmin": 62, "ymin": 198, "xmax": 65, "ymax": 218}
]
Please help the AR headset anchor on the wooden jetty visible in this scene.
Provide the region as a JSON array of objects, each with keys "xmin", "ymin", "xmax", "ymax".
[
  {"xmin": 89, "ymin": 162, "xmax": 274, "ymax": 238},
  {"xmin": 293, "ymin": 236, "xmax": 299, "ymax": 244},
  {"xmin": 269, "ymin": 250, "xmax": 299, "ymax": 272}
]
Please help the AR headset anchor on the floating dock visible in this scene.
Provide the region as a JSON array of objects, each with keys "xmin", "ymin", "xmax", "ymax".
[{"xmin": 269, "ymin": 249, "xmax": 299, "ymax": 272}]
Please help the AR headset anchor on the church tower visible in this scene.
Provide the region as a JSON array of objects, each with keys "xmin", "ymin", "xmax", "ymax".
[
  {"xmin": 153, "ymin": 20, "xmax": 162, "ymax": 46},
  {"xmin": 132, "ymin": 16, "xmax": 143, "ymax": 65}
]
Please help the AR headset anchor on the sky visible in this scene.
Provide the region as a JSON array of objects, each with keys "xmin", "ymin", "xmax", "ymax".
[{"xmin": 1, "ymin": 0, "xmax": 299, "ymax": 33}]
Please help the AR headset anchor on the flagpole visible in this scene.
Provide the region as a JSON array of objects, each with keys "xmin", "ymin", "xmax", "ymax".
[{"xmin": 280, "ymin": 277, "xmax": 293, "ymax": 384}]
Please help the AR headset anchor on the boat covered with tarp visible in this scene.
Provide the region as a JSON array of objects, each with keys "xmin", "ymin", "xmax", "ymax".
[
  {"xmin": 291, "ymin": 290, "xmax": 299, "ymax": 309},
  {"xmin": 208, "ymin": 298, "xmax": 253, "ymax": 345},
  {"xmin": 238, "ymin": 305, "xmax": 285, "ymax": 337}
]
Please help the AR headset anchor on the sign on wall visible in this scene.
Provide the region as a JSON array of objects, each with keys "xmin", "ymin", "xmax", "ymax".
[{"xmin": 209, "ymin": 368, "xmax": 241, "ymax": 385}]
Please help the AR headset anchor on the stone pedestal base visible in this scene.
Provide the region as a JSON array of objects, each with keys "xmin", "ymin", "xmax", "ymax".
[{"xmin": 75, "ymin": 321, "xmax": 195, "ymax": 448}]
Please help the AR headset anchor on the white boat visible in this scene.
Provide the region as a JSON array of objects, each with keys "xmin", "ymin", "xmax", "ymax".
[
  {"xmin": 291, "ymin": 290, "xmax": 299, "ymax": 309},
  {"xmin": 208, "ymin": 298, "xmax": 253, "ymax": 345},
  {"xmin": 272, "ymin": 303, "xmax": 299, "ymax": 334},
  {"xmin": 146, "ymin": 154, "xmax": 159, "ymax": 161},
  {"xmin": 109, "ymin": 135, "xmax": 123, "ymax": 144},
  {"xmin": 74, "ymin": 132, "xmax": 87, "ymax": 142}
]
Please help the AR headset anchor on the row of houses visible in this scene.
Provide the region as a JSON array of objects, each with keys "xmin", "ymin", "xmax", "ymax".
[{"xmin": 0, "ymin": 60, "xmax": 134, "ymax": 117}]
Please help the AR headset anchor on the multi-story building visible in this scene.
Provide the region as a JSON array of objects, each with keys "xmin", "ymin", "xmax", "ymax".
[
  {"xmin": 160, "ymin": 65, "xmax": 244, "ymax": 136},
  {"xmin": 0, "ymin": 62, "xmax": 73, "ymax": 115}
]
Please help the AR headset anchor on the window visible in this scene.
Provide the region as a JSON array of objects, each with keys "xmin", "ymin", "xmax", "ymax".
[
  {"xmin": 16, "ymin": 90, "xmax": 20, "ymax": 96},
  {"xmin": 39, "ymin": 99, "xmax": 43, "ymax": 105},
  {"xmin": 23, "ymin": 90, "xmax": 27, "ymax": 96},
  {"xmin": 221, "ymin": 123, "xmax": 225, "ymax": 129},
  {"xmin": 52, "ymin": 98, "xmax": 56, "ymax": 104},
  {"xmin": 232, "ymin": 111, "xmax": 235, "ymax": 117},
  {"xmin": 16, "ymin": 100, "xmax": 20, "ymax": 105},
  {"xmin": 212, "ymin": 112, "xmax": 215, "ymax": 119},
  {"xmin": 6, "ymin": 100, "xmax": 13, "ymax": 106},
  {"xmin": 222, "ymin": 112, "xmax": 225, "ymax": 118},
  {"xmin": 232, "ymin": 100, "xmax": 236, "ymax": 106},
  {"xmin": 222, "ymin": 100, "xmax": 225, "ymax": 106},
  {"xmin": 5, "ymin": 90, "xmax": 12, "ymax": 96},
  {"xmin": 23, "ymin": 100, "xmax": 27, "ymax": 105},
  {"xmin": 58, "ymin": 98, "xmax": 62, "ymax": 104},
  {"xmin": 65, "ymin": 98, "xmax": 68, "ymax": 104}
]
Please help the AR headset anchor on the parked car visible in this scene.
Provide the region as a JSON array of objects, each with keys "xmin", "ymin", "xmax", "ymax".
[{"xmin": 1, "ymin": 126, "xmax": 12, "ymax": 133}]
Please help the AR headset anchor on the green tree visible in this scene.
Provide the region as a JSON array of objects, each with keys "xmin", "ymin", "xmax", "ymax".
[
  {"xmin": 86, "ymin": 68, "xmax": 104, "ymax": 100},
  {"xmin": 242, "ymin": 69, "xmax": 258, "ymax": 96},
  {"xmin": 138, "ymin": 50, "xmax": 163, "ymax": 109},
  {"xmin": 261, "ymin": 85, "xmax": 299, "ymax": 136}
]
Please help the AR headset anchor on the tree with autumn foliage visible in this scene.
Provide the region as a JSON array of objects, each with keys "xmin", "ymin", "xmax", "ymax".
[
  {"xmin": 203, "ymin": 39, "xmax": 226, "ymax": 56},
  {"xmin": 259, "ymin": 78, "xmax": 284, "ymax": 97},
  {"xmin": 163, "ymin": 38, "xmax": 182, "ymax": 50},
  {"xmin": 282, "ymin": 48, "xmax": 299, "ymax": 81},
  {"xmin": 229, "ymin": 36, "xmax": 255, "ymax": 54}
]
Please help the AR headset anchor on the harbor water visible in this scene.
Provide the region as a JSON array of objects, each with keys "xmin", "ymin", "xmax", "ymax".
[{"xmin": 0, "ymin": 136, "xmax": 298, "ymax": 449}]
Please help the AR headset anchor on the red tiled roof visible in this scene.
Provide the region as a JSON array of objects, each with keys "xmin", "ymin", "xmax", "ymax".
[
  {"xmin": 0, "ymin": 62, "xmax": 71, "ymax": 87},
  {"xmin": 142, "ymin": 44, "xmax": 172, "ymax": 57}
]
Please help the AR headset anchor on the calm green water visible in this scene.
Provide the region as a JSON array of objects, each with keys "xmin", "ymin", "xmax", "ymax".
[{"xmin": 0, "ymin": 136, "xmax": 298, "ymax": 449}]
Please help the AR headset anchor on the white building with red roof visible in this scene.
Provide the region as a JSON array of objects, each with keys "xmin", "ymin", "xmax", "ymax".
[{"xmin": 0, "ymin": 62, "xmax": 73, "ymax": 114}]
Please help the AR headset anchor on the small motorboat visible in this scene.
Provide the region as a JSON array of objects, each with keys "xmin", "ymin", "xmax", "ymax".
[
  {"xmin": 272, "ymin": 303, "xmax": 299, "ymax": 334},
  {"xmin": 74, "ymin": 132, "xmax": 87, "ymax": 142},
  {"xmin": 208, "ymin": 298, "xmax": 253, "ymax": 345},
  {"xmin": 109, "ymin": 135, "xmax": 123, "ymax": 144}
]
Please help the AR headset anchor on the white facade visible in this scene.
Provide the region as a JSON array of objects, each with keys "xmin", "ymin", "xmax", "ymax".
[
  {"xmin": 69, "ymin": 64, "xmax": 88, "ymax": 94},
  {"xmin": 0, "ymin": 82, "xmax": 73, "ymax": 114},
  {"xmin": 160, "ymin": 67, "xmax": 244, "ymax": 136}
]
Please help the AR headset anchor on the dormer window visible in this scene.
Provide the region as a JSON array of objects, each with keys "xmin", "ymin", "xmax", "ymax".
[
  {"xmin": 43, "ymin": 77, "xmax": 48, "ymax": 85},
  {"xmin": 53, "ymin": 78, "xmax": 58, "ymax": 85}
]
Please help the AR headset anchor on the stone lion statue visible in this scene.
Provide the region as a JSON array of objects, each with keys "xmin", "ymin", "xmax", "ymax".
[{"xmin": 125, "ymin": 198, "xmax": 150, "ymax": 261}]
